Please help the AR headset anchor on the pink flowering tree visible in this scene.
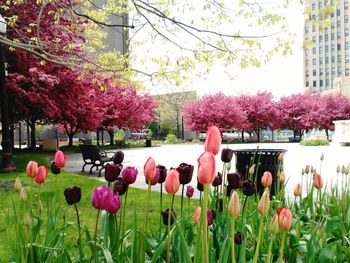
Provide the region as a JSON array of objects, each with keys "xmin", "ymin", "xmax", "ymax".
[
  {"xmin": 183, "ymin": 93, "xmax": 246, "ymax": 132},
  {"xmin": 236, "ymin": 92, "xmax": 277, "ymax": 142}
]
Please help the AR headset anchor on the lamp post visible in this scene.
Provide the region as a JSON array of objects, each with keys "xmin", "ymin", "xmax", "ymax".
[{"xmin": 0, "ymin": 14, "xmax": 15, "ymax": 172}]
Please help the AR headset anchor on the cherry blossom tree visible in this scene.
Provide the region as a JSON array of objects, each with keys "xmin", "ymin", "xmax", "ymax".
[{"xmin": 183, "ymin": 93, "xmax": 246, "ymax": 132}]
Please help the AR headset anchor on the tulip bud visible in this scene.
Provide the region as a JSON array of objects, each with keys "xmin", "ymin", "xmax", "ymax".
[
  {"xmin": 122, "ymin": 166, "xmax": 138, "ymax": 185},
  {"xmin": 162, "ymin": 208, "xmax": 176, "ymax": 226},
  {"xmin": 258, "ymin": 190, "xmax": 270, "ymax": 215},
  {"xmin": 305, "ymin": 165, "xmax": 310, "ymax": 174},
  {"xmin": 270, "ymin": 214, "xmax": 279, "ymax": 234},
  {"xmin": 261, "ymin": 171, "xmax": 272, "ymax": 188},
  {"xmin": 242, "ymin": 180, "xmax": 256, "ymax": 196},
  {"xmin": 301, "ymin": 168, "xmax": 305, "ymax": 176},
  {"xmin": 320, "ymin": 153, "xmax": 324, "ymax": 161},
  {"xmin": 278, "ymin": 171, "xmax": 285, "ymax": 184},
  {"xmin": 197, "ymin": 151, "xmax": 216, "ymax": 185},
  {"xmin": 278, "ymin": 152, "xmax": 284, "ymax": 162},
  {"xmin": 26, "ymin": 161, "xmax": 38, "ymax": 178},
  {"xmin": 228, "ymin": 190, "xmax": 240, "ymax": 218},
  {"xmin": 24, "ymin": 212, "xmax": 32, "ymax": 227},
  {"xmin": 204, "ymin": 126, "xmax": 222, "ymax": 155},
  {"xmin": 144, "ymin": 157, "xmax": 156, "ymax": 180},
  {"xmin": 157, "ymin": 165, "xmax": 167, "ymax": 184},
  {"xmin": 193, "ymin": 207, "xmax": 201, "ymax": 225},
  {"xmin": 14, "ymin": 177, "xmax": 22, "ymax": 192},
  {"xmin": 177, "ymin": 163, "xmax": 194, "ymax": 185},
  {"xmin": 227, "ymin": 172, "xmax": 243, "ymax": 189},
  {"xmin": 248, "ymin": 164, "xmax": 256, "ymax": 177},
  {"xmin": 278, "ymin": 208, "xmax": 292, "ymax": 231},
  {"xmin": 221, "ymin": 148, "xmax": 234, "ymax": 163},
  {"xmin": 197, "ymin": 180, "xmax": 203, "ymax": 192},
  {"xmin": 186, "ymin": 185, "xmax": 194, "ymax": 198},
  {"xmin": 313, "ymin": 174, "xmax": 323, "ymax": 190},
  {"xmin": 310, "ymin": 166, "xmax": 315, "ymax": 174},
  {"xmin": 20, "ymin": 188, "xmax": 27, "ymax": 201},
  {"xmin": 51, "ymin": 162, "xmax": 61, "ymax": 175},
  {"xmin": 105, "ymin": 163, "xmax": 122, "ymax": 182},
  {"xmin": 54, "ymin": 150, "xmax": 66, "ymax": 169},
  {"xmin": 234, "ymin": 232, "xmax": 243, "ymax": 245},
  {"xmin": 113, "ymin": 151, "xmax": 124, "ymax": 164},
  {"xmin": 226, "ymin": 162, "xmax": 232, "ymax": 172},
  {"xmin": 341, "ymin": 165, "xmax": 346, "ymax": 174},
  {"xmin": 64, "ymin": 186, "xmax": 82, "ymax": 205},
  {"xmin": 212, "ymin": 173, "xmax": 222, "ymax": 187},
  {"xmin": 165, "ymin": 169, "xmax": 180, "ymax": 194},
  {"xmin": 293, "ymin": 183, "xmax": 302, "ymax": 197},
  {"xmin": 207, "ymin": 209, "xmax": 214, "ymax": 226},
  {"xmin": 345, "ymin": 166, "xmax": 349, "ymax": 176},
  {"xmin": 336, "ymin": 165, "xmax": 340, "ymax": 174},
  {"xmin": 113, "ymin": 178, "xmax": 128, "ymax": 196},
  {"xmin": 35, "ymin": 166, "xmax": 48, "ymax": 184}
]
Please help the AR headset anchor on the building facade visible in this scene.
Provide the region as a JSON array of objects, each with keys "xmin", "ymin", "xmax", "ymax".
[{"xmin": 304, "ymin": 0, "xmax": 350, "ymax": 92}]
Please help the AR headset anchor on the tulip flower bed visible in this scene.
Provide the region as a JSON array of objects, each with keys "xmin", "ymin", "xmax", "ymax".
[{"xmin": 2, "ymin": 127, "xmax": 350, "ymax": 262}]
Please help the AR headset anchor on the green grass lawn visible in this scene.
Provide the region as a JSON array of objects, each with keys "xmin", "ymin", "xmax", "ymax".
[{"xmin": 0, "ymin": 151, "xmax": 197, "ymax": 260}]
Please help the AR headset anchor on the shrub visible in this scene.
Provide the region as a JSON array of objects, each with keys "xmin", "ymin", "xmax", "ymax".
[
  {"xmin": 165, "ymin": 133, "xmax": 177, "ymax": 143},
  {"xmin": 300, "ymin": 137, "xmax": 329, "ymax": 146}
]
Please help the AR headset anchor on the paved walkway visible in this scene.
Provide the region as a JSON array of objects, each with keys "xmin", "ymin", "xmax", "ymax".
[{"xmin": 65, "ymin": 143, "xmax": 350, "ymax": 198}]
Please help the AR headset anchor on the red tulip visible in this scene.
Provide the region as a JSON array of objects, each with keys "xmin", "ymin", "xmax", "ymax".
[
  {"xmin": 197, "ymin": 151, "xmax": 216, "ymax": 185},
  {"xmin": 313, "ymin": 174, "xmax": 323, "ymax": 189},
  {"xmin": 261, "ymin": 171, "xmax": 272, "ymax": 187},
  {"xmin": 165, "ymin": 169, "xmax": 180, "ymax": 194},
  {"xmin": 204, "ymin": 126, "xmax": 222, "ymax": 155},
  {"xmin": 54, "ymin": 150, "xmax": 66, "ymax": 169},
  {"xmin": 35, "ymin": 166, "xmax": 48, "ymax": 184},
  {"xmin": 26, "ymin": 161, "xmax": 38, "ymax": 178},
  {"xmin": 278, "ymin": 208, "xmax": 292, "ymax": 231},
  {"xmin": 144, "ymin": 157, "xmax": 156, "ymax": 180}
]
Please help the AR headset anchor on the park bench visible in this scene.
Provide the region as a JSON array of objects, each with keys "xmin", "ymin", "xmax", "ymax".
[{"xmin": 79, "ymin": 144, "xmax": 114, "ymax": 176}]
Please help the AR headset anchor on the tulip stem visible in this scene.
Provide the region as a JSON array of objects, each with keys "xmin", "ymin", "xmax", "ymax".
[
  {"xmin": 222, "ymin": 163, "xmax": 227, "ymax": 209},
  {"xmin": 202, "ymin": 184, "xmax": 209, "ymax": 263},
  {"xmin": 74, "ymin": 204, "xmax": 83, "ymax": 261},
  {"xmin": 166, "ymin": 194, "xmax": 175, "ymax": 263},
  {"xmin": 122, "ymin": 189, "xmax": 128, "ymax": 235},
  {"xmin": 94, "ymin": 209, "xmax": 100, "ymax": 263},
  {"xmin": 231, "ymin": 218, "xmax": 236, "ymax": 263},
  {"xmin": 138, "ymin": 180, "xmax": 152, "ymax": 260},
  {"xmin": 159, "ymin": 183, "xmax": 163, "ymax": 239},
  {"xmin": 253, "ymin": 216, "xmax": 264, "ymax": 263},
  {"xmin": 278, "ymin": 231, "xmax": 286, "ymax": 262},
  {"xmin": 266, "ymin": 235, "xmax": 275, "ymax": 263},
  {"xmin": 181, "ymin": 184, "xmax": 184, "ymax": 217}
]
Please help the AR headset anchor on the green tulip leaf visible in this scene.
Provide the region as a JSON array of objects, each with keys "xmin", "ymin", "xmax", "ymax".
[{"xmin": 318, "ymin": 242, "xmax": 339, "ymax": 262}]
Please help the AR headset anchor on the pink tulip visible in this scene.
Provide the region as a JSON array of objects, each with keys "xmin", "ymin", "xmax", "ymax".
[
  {"xmin": 145, "ymin": 167, "xmax": 160, "ymax": 186},
  {"xmin": 197, "ymin": 151, "xmax": 216, "ymax": 184},
  {"xmin": 54, "ymin": 150, "xmax": 66, "ymax": 169},
  {"xmin": 144, "ymin": 157, "xmax": 156, "ymax": 180},
  {"xmin": 165, "ymin": 169, "xmax": 180, "ymax": 194},
  {"xmin": 278, "ymin": 153, "xmax": 284, "ymax": 162},
  {"xmin": 105, "ymin": 193, "xmax": 121, "ymax": 213},
  {"xmin": 261, "ymin": 171, "xmax": 272, "ymax": 187},
  {"xmin": 204, "ymin": 126, "xmax": 222, "ymax": 155},
  {"xmin": 122, "ymin": 166, "xmax": 138, "ymax": 185},
  {"xmin": 278, "ymin": 208, "xmax": 292, "ymax": 231},
  {"xmin": 91, "ymin": 186, "xmax": 112, "ymax": 210},
  {"xmin": 294, "ymin": 183, "xmax": 302, "ymax": 197},
  {"xmin": 26, "ymin": 161, "xmax": 38, "ymax": 178},
  {"xmin": 313, "ymin": 174, "xmax": 323, "ymax": 189},
  {"xmin": 193, "ymin": 207, "xmax": 201, "ymax": 225},
  {"xmin": 35, "ymin": 166, "xmax": 48, "ymax": 184}
]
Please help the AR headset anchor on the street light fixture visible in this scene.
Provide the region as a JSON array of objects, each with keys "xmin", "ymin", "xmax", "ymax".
[{"xmin": 0, "ymin": 14, "xmax": 16, "ymax": 172}]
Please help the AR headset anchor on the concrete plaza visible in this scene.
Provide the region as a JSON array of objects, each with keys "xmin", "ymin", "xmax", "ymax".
[{"xmin": 65, "ymin": 143, "xmax": 350, "ymax": 198}]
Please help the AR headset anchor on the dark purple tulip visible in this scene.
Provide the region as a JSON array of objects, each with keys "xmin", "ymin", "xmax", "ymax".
[
  {"xmin": 51, "ymin": 162, "xmax": 61, "ymax": 175},
  {"xmin": 227, "ymin": 172, "xmax": 243, "ymax": 189},
  {"xmin": 113, "ymin": 151, "xmax": 124, "ymax": 164},
  {"xmin": 207, "ymin": 209, "xmax": 214, "ymax": 226},
  {"xmin": 64, "ymin": 186, "xmax": 81, "ymax": 205},
  {"xmin": 177, "ymin": 163, "xmax": 194, "ymax": 185},
  {"xmin": 234, "ymin": 232, "xmax": 243, "ymax": 245},
  {"xmin": 211, "ymin": 209, "xmax": 216, "ymax": 220},
  {"xmin": 121, "ymin": 166, "xmax": 138, "ymax": 185},
  {"xmin": 113, "ymin": 178, "xmax": 128, "ymax": 196},
  {"xmin": 197, "ymin": 180, "xmax": 203, "ymax": 192},
  {"xmin": 212, "ymin": 172, "xmax": 222, "ymax": 187},
  {"xmin": 145, "ymin": 168, "xmax": 159, "ymax": 186},
  {"xmin": 105, "ymin": 163, "xmax": 122, "ymax": 182},
  {"xmin": 221, "ymin": 148, "xmax": 234, "ymax": 163},
  {"xmin": 157, "ymin": 165, "xmax": 167, "ymax": 184},
  {"xmin": 242, "ymin": 180, "xmax": 256, "ymax": 196},
  {"xmin": 162, "ymin": 208, "xmax": 176, "ymax": 226},
  {"xmin": 186, "ymin": 185, "xmax": 194, "ymax": 198}
]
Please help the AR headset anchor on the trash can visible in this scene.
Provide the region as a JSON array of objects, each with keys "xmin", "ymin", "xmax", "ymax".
[
  {"xmin": 146, "ymin": 139, "xmax": 152, "ymax": 147},
  {"xmin": 233, "ymin": 149, "xmax": 287, "ymax": 195}
]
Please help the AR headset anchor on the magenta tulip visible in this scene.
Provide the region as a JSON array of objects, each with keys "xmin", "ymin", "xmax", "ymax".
[
  {"xmin": 105, "ymin": 193, "xmax": 121, "ymax": 213},
  {"xmin": 186, "ymin": 185, "xmax": 194, "ymax": 198},
  {"xmin": 204, "ymin": 126, "xmax": 222, "ymax": 155},
  {"xmin": 122, "ymin": 166, "xmax": 138, "ymax": 185},
  {"xmin": 91, "ymin": 186, "xmax": 112, "ymax": 210},
  {"xmin": 35, "ymin": 166, "xmax": 48, "ymax": 184},
  {"xmin": 54, "ymin": 150, "xmax": 66, "ymax": 169},
  {"xmin": 197, "ymin": 151, "xmax": 216, "ymax": 184}
]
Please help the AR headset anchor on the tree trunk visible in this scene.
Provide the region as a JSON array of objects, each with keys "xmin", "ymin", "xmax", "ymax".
[
  {"xmin": 256, "ymin": 129, "xmax": 260, "ymax": 142},
  {"xmin": 108, "ymin": 130, "xmax": 114, "ymax": 145},
  {"xmin": 10, "ymin": 124, "xmax": 14, "ymax": 149},
  {"xmin": 96, "ymin": 130, "xmax": 100, "ymax": 146},
  {"xmin": 241, "ymin": 130, "xmax": 244, "ymax": 142},
  {"xmin": 68, "ymin": 133, "xmax": 74, "ymax": 147},
  {"xmin": 30, "ymin": 119, "xmax": 36, "ymax": 149},
  {"xmin": 325, "ymin": 129, "xmax": 329, "ymax": 141},
  {"xmin": 26, "ymin": 120, "xmax": 30, "ymax": 147}
]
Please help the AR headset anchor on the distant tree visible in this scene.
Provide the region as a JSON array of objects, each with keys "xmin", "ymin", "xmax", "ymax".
[
  {"xmin": 183, "ymin": 93, "xmax": 246, "ymax": 132},
  {"xmin": 236, "ymin": 92, "xmax": 277, "ymax": 142}
]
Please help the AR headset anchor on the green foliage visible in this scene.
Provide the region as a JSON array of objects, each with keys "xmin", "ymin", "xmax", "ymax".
[
  {"xmin": 165, "ymin": 133, "xmax": 177, "ymax": 144},
  {"xmin": 300, "ymin": 137, "xmax": 330, "ymax": 146},
  {"xmin": 114, "ymin": 130, "xmax": 125, "ymax": 141}
]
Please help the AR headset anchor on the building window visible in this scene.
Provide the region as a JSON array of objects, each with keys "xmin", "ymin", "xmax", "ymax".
[
  {"xmin": 306, "ymin": 70, "xmax": 309, "ymax": 77},
  {"xmin": 305, "ymin": 25, "xmax": 309, "ymax": 34},
  {"xmin": 326, "ymin": 78, "xmax": 329, "ymax": 86},
  {"xmin": 332, "ymin": 55, "xmax": 335, "ymax": 63},
  {"xmin": 313, "ymin": 58, "xmax": 317, "ymax": 65},
  {"xmin": 320, "ymin": 69, "xmax": 324, "ymax": 76},
  {"xmin": 326, "ymin": 56, "xmax": 329, "ymax": 64},
  {"xmin": 319, "ymin": 46, "xmax": 323, "ymax": 53},
  {"xmin": 346, "ymin": 42, "xmax": 349, "ymax": 50},
  {"xmin": 332, "ymin": 67, "xmax": 335, "ymax": 74},
  {"xmin": 312, "ymin": 36, "xmax": 316, "ymax": 42},
  {"xmin": 338, "ymin": 55, "xmax": 341, "ymax": 62},
  {"xmin": 306, "ymin": 81, "xmax": 309, "ymax": 87},
  {"xmin": 319, "ymin": 35, "xmax": 323, "ymax": 42},
  {"xmin": 312, "ymin": 47, "xmax": 317, "ymax": 54},
  {"xmin": 346, "ymin": 68, "xmax": 350, "ymax": 76},
  {"xmin": 320, "ymin": 80, "xmax": 323, "ymax": 87},
  {"xmin": 338, "ymin": 44, "xmax": 341, "ymax": 51},
  {"xmin": 346, "ymin": 55, "xmax": 350, "ymax": 63},
  {"xmin": 326, "ymin": 68, "xmax": 329, "ymax": 75},
  {"xmin": 313, "ymin": 69, "xmax": 317, "ymax": 76},
  {"xmin": 346, "ymin": 28, "xmax": 349, "ymax": 37},
  {"xmin": 331, "ymin": 33, "xmax": 335, "ymax": 40},
  {"xmin": 337, "ymin": 31, "xmax": 341, "ymax": 39},
  {"xmin": 325, "ymin": 34, "xmax": 329, "ymax": 41},
  {"xmin": 325, "ymin": 45, "xmax": 329, "ymax": 52},
  {"xmin": 313, "ymin": 80, "xmax": 317, "ymax": 87},
  {"xmin": 305, "ymin": 49, "xmax": 309, "ymax": 56},
  {"xmin": 337, "ymin": 9, "xmax": 341, "ymax": 16},
  {"xmin": 320, "ymin": 57, "xmax": 323, "ymax": 64},
  {"xmin": 337, "ymin": 20, "xmax": 341, "ymax": 28},
  {"xmin": 331, "ymin": 44, "xmax": 335, "ymax": 51},
  {"xmin": 312, "ymin": 3, "xmax": 316, "ymax": 10},
  {"xmin": 305, "ymin": 59, "xmax": 309, "ymax": 66},
  {"xmin": 319, "ymin": 2, "xmax": 323, "ymax": 8},
  {"xmin": 346, "ymin": 15, "xmax": 349, "ymax": 23}
]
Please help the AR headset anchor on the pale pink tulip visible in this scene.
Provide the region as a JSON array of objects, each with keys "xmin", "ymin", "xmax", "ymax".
[
  {"xmin": 204, "ymin": 126, "xmax": 222, "ymax": 155},
  {"xmin": 26, "ymin": 161, "xmax": 38, "ymax": 178},
  {"xmin": 144, "ymin": 157, "xmax": 156, "ymax": 180},
  {"xmin": 165, "ymin": 169, "xmax": 180, "ymax": 194},
  {"xmin": 197, "ymin": 151, "xmax": 215, "ymax": 184}
]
